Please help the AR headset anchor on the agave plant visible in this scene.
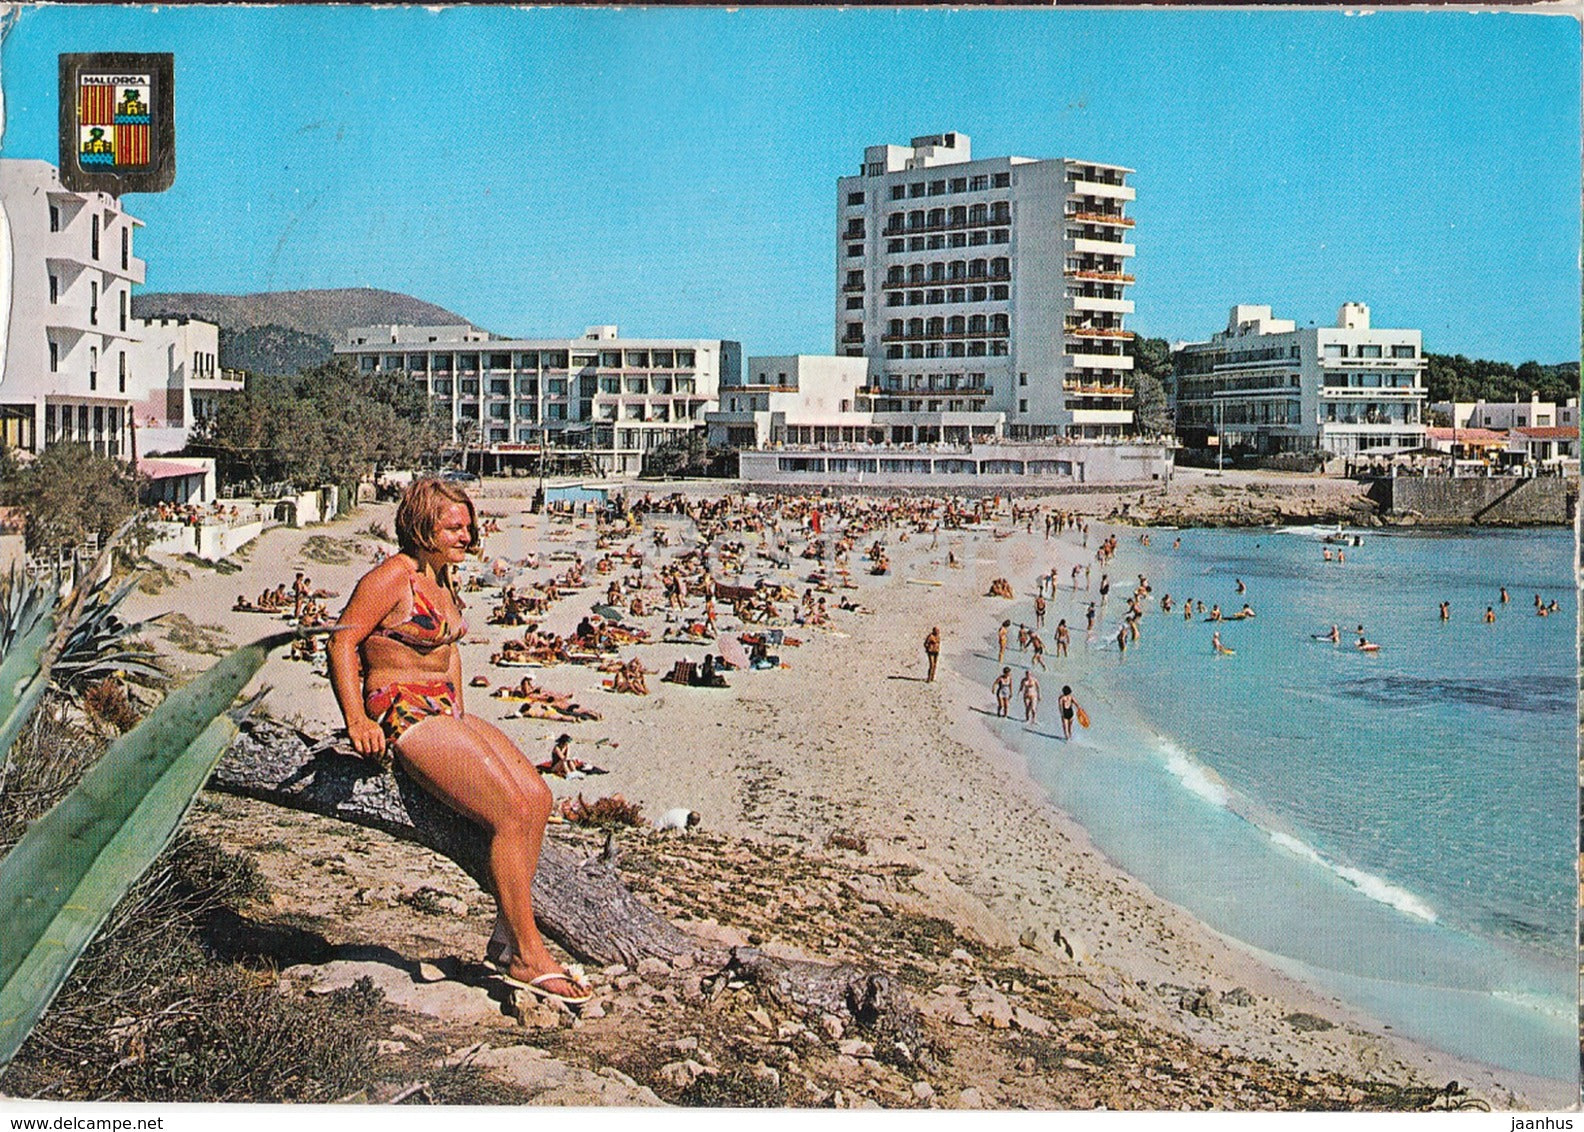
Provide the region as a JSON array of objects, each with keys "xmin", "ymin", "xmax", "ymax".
[
  {"xmin": 0, "ymin": 554, "xmax": 295, "ymax": 1071},
  {"xmin": 49, "ymin": 574, "xmax": 168, "ymax": 695}
]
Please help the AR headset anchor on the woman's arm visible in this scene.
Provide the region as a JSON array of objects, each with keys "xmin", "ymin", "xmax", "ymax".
[{"xmin": 327, "ymin": 561, "xmax": 403, "ymax": 758}]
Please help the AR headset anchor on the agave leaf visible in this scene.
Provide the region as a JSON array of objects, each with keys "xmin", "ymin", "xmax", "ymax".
[
  {"xmin": 0, "ymin": 614, "xmax": 58, "ymax": 770},
  {"xmin": 0, "ymin": 630, "xmax": 295, "ymax": 1071}
]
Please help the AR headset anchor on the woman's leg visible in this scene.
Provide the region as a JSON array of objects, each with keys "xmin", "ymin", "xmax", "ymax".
[{"xmin": 394, "ymin": 714, "xmax": 579, "ymax": 996}]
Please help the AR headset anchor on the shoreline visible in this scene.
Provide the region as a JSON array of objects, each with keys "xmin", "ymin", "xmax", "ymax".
[{"xmin": 120, "ymin": 477, "xmax": 1575, "ymax": 1109}]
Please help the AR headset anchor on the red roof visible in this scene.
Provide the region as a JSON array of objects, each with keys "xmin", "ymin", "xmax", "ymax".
[
  {"xmin": 1511, "ymin": 426, "xmax": 1578, "ymax": 440},
  {"xmin": 137, "ymin": 457, "xmax": 209, "ymax": 481},
  {"xmin": 1424, "ymin": 427, "xmax": 1505, "ymax": 443}
]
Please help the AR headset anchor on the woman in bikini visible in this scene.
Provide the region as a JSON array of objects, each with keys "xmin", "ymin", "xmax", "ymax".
[{"xmin": 328, "ymin": 479, "xmax": 591, "ymax": 1007}]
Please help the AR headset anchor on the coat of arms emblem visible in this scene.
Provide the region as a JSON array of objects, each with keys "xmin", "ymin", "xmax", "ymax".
[{"xmin": 58, "ymin": 53, "xmax": 174, "ymax": 194}]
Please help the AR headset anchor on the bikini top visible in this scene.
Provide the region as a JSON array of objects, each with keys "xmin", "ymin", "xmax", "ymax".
[{"xmin": 371, "ymin": 576, "xmax": 467, "ymax": 653}]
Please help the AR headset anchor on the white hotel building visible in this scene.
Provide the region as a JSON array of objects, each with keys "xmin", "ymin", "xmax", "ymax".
[
  {"xmin": 1170, "ymin": 303, "xmax": 1426, "ymax": 457},
  {"xmin": 0, "ymin": 158, "xmax": 239, "ymax": 459},
  {"xmin": 335, "ymin": 324, "xmax": 740, "ymax": 476},
  {"xmin": 836, "ymin": 132, "xmax": 1138, "ymax": 440}
]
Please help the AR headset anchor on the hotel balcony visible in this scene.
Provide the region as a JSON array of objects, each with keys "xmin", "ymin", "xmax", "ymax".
[
  {"xmin": 842, "ymin": 282, "xmax": 867, "ymax": 293},
  {"xmin": 1065, "ymin": 210, "xmax": 1134, "ymax": 227},
  {"xmin": 1068, "ymin": 407, "xmax": 1135, "ymax": 426},
  {"xmin": 1067, "ymin": 179, "xmax": 1135, "ymax": 202},
  {"xmin": 1066, "ymin": 351, "xmax": 1134, "ymax": 371},
  {"xmin": 885, "ymin": 270, "xmax": 1012, "ymax": 289},
  {"xmin": 1063, "ymin": 268, "xmax": 1135, "ymax": 283},
  {"xmin": 1068, "ymin": 294, "xmax": 1135, "ymax": 315},
  {"xmin": 1064, "ymin": 326, "xmax": 1134, "ymax": 340},
  {"xmin": 881, "ymin": 328, "xmax": 1010, "ymax": 342},
  {"xmin": 881, "ymin": 215, "xmax": 1013, "ymax": 237},
  {"xmin": 1063, "ymin": 380, "xmax": 1134, "ymax": 399},
  {"xmin": 1071, "ymin": 237, "xmax": 1135, "ymax": 258}
]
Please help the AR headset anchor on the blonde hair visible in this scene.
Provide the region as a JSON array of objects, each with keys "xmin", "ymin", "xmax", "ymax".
[{"xmin": 394, "ymin": 479, "xmax": 478, "ymax": 588}]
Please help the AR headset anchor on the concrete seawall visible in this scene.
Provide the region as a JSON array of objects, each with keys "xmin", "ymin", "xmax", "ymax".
[{"xmin": 1366, "ymin": 475, "xmax": 1576, "ymax": 525}]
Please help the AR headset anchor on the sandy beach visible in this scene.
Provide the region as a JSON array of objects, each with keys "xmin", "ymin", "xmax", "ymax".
[{"xmin": 120, "ymin": 477, "xmax": 1573, "ymax": 1110}]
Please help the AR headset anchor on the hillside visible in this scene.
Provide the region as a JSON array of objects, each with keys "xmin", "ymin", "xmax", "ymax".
[{"xmin": 130, "ymin": 287, "xmax": 477, "ymax": 375}]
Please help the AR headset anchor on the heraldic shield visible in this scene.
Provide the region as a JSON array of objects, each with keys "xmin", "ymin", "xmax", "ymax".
[{"xmin": 58, "ymin": 53, "xmax": 174, "ymax": 194}]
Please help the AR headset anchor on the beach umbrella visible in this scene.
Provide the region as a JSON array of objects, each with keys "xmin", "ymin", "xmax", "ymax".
[{"xmin": 717, "ymin": 634, "xmax": 750, "ymax": 670}]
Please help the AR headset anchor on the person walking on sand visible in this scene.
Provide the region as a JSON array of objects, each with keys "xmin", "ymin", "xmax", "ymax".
[
  {"xmin": 328, "ymin": 478, "xmax": 592, "ymax": 1008},
  {"xmin": 1021, "ymin": 669, "xmax": 1040, "ymax": 723},
  {"xmin": 1055, "ymin": 618, "xmax": 1070, "ymax": 657},
  {"xmin": 923, "ymin": 625, "xmax": 941, "ymax": 683},
  {"xmin": 1085, "ymin": 602, "xmax": 1097, "ymax": 632},
  {"xmin": 1058, "ymin": 685, "xmax": 1081, "ymax": 741},
  {"xmin": 1030, "ymin": 631, "xmax": 1047, "ymax": 670},
  {"xmin": 993, "ymin": 666, "xmax": 1013, "ymax": 717},
  {"xmin": 998, "ymin": 619, "xmax": 1011, "ymax": 663},
  {"xmin": 1034, "ymin": 592, "xmax": 1046, "ymax": 628}
]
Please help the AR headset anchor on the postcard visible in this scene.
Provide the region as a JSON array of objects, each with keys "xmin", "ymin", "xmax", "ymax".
[{"xmin": 0, "ymin": 4, "xmax": 1577, "ymax": 1121}]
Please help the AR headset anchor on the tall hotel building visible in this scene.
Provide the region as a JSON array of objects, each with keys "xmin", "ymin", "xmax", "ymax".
[{"xmin": 836, "ymin": 133, "xmax": 1137, "ymax": 439}]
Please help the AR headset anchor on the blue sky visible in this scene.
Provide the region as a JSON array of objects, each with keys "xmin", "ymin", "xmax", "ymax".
[{"xmin": 2, "ymin": 6, "xmax": 1578, "ymax": 364}]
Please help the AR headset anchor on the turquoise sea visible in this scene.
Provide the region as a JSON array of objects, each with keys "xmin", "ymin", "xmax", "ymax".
[{"xmin": 970, "ymin": 524, "xmax": 1576, "ymax": 1081}]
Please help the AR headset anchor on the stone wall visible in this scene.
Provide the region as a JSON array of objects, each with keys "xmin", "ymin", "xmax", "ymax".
[{"xmin": 1369, "ymin": 476, "xmax": 1576, "ymax": 525}]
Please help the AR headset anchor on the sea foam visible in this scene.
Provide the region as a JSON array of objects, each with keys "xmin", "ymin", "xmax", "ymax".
[{"xmin": 1268, "ymin": 830, "xmax": 1437, "ymax": 923}]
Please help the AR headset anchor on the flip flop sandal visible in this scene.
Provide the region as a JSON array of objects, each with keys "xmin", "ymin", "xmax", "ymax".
[{"xmin": 497, "ymin": 966, "xmax": 593, "ymax": 1007}]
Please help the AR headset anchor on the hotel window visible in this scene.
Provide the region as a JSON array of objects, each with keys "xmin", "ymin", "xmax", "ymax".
[
  {"xmin": 887, "ymin": 239, "xmax": 904, "ymax": 253},
  {"xmin": 91, "ymin": 215, "xmax": 100, "ymax": 259},
  {"xmin": 847, "ymin": 243, "xmax": 864, "ymax": 257},
  {"xmin": 48, "ymin": 276, "xmax": 58, "ymax": 304},
  {"xmin": 890, "ymin": 185, "xmax": 906, "ymax": 201},
  {"xmin": 993, "ymin": 172, "xmax": 1011, "ymax": 187},
  {"xmin": 518, "ymin": 378, "xmax": 539, "ymax": 395},
  {"xmin": 885, "ymin": 346, "xmax": 903, "ymax": 360},
  {"xmin": 886, "ymin": 292, "xmax": 903, "ymax": 306},
  {"xmin": 927, "ymin": 235, "xmax": 945, "ymax": 249},
  {"xmin": 990, "ymin": 229, "xmax": 1009, "ymax": 244},
  {"xmin": 844, "ymin": 219, "xmax": 865, "ymax": 238},
  {"xmin": 846, "ymin": 297, "xmax": 863, "ymax": 310},
  {"xmin": 49, "ymin": 340, "xmax": 59, "ymax": 374},
  {"xmin": 846, "ymin": 269, "xmax": 864, "ymax": 287},
  {"xmin": 1020, "ymin": 399, "xmax": 1028, "ymax": 413},
  {"xmin": 489, "ymin": 353, "xmax": 511, "ymax": 369},
  {"xmin": 969, "ymin": 204, "xmax": 987, "ymax": 225},
  {"xmin": 652, "ymin": 349, "xmax": 673, "ymax": 367},
  {"xmin": 927, "ymin": 289, "xmax": 944, "ymax": 304},
  {"xmin": 1392, "ymin": 345, "xmax": 1416, "ymax": 358},
  {"xmin": 907, "ymin": 291, "xmax": 924, "ymax": 306},
  {"xmin": 460, "ymin": 378, "xmax": 479, "ymax": 394},
  {"xmin": 847, "ymin": 191, "xmax": 865, "ymax": 205},
  {"xmin": 488, "ymin": 379, "xmax": 509, "ymax": 395},
  {"xmin": 458, "ymin": 353, "xmax": 479, "ymax": 371},
  {"xmin": 118, "ymin": 352, "xmax": 126, "ymax": 392},
  {"xmin": 990, "ymin": 342, "xmax": 1008, "ymax": 356},
  {"xmin": 928, "ymin": 180, "xmax": 945, "ymax": 196},
  {"xmin": 949, "ymin": 232, "xmax": 967, "ymax": 248},
  {"xmin": 950, "ymin": 177, "xmax": 967, "ymax": 193},
  {"xmin": 89, "ymin": 347, "xmax": 97, "ymax": 386},
  {"xmin": 969, "ymin": 231, "xmax": 988, "ymax": 246},
  {"xmin": 970, "ymin": 286, "xmax": 987, "ymax": 301},
  {"xmin": 602, "ymin": 351, "xmax": 623, "ymax": 368},
  {"xmin": 90, "ymin": 282, "xmax": 99, "ymax": 324},
  {"xmin": 908, "ymin": 237, "xmax": 925, "ymax": 251},
  {"xmin": 908, "ymin": 182, "xmax": 925, "ymax": 197},
  {"xmin": 970, "ymin": 174, "xmax": 988, "ymax": 191},
  {"xmin": 991, "ymin": 285, "xmax": 1009, "ymax": 300},
  {"xmin": 122, "ymin": 228, "xmax": 129, "ymax": 269},
  {"xmin": 626, "ymin": 350, "xmax": 650, "ymax": 368},
  {"xmin": 119, "ymin": 290, "xmax": 127, "ymax": 331},
  {"xmin": 49, "ymin": 205, "xmax": 59, "ymax": 232},
  {"xmin": 1359, "ymin": 344, "xmax": 1382, "ymax": 358}
]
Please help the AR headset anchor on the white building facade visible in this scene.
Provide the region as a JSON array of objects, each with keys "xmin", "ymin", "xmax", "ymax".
[
  {"xmin": 836, "ymin": 133, "xmax": 1138, "ymax": 440},
  {"xmin": 336, "ymin": 324, "xmax": 740, "ymax": 476},
  {"xmin": 1428, "ymin": 394, "xmax": 1577, "ymax": 432},
  {"xmin": 0, "ymin": 159, "xmax": 146, "ymax": 457},
  {"xmin": 1170, "ymin": 303, "xmax": 1426, "ymax": 457},
  {"xmin": 128, "ymin": 316, "xmax": 242, "ymax": 455}
]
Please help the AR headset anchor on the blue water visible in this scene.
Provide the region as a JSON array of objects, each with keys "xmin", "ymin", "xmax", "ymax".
[{"xmin": 970, "ymin": 524, "xmax": 1577, "ymax": 1081}]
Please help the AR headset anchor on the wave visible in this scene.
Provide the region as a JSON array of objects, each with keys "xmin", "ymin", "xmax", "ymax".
[
  {"xmin": 1152, "ymin": 735, "xmax": 1439, "ymax": 925},
  {"xmin": 1160, "ymin": 741, "xmax": 1232, "ymax": 808},
  {"xmin": 1267, "ymin": 831, "xmax": 1438, "ymax": 923},
  {"xmin": 1490, "ymin": 988, "xmax": 1576, "ymax": 1023}
]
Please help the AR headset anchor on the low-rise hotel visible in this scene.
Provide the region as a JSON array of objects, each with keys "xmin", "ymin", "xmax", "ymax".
[
  {"xmin": 335, "ymin": 324, "xmax": 740, "ymax": 476},
  {"xmin": 1169, "ymin": 303, "xmax": 1427, "ymax": 457}
]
